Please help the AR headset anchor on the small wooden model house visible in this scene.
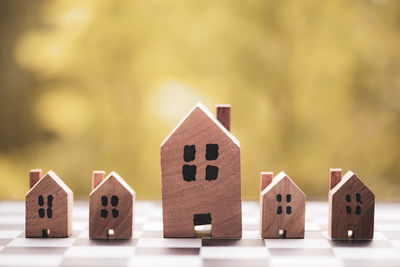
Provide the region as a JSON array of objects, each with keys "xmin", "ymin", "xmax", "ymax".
[
  {"xmin": 26, "ymin": 169, "xmax": 73, "ymax": 238},
  {"xmin": 89, "ymin": 171, "xmax": 135, "ymax": 239},
  {"xmin": 329, "ymin": 169, "xmax": 375, "ymax": 240},
  {"xmin": 161, "ymin": 103, "xmax": 242, "ymax": 238},
  {"xmin": 259, "ymin": 171, "xmax": 305, "ymax": 238}
]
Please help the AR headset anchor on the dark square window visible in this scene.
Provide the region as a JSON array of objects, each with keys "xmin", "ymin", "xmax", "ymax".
[
  {"xmin": 101, "ymin": 196, "xmax": 108, "ymax": 206},
  {"xmin": 205, "ymin": 144, "xmax": 219, "ymax": 161},
  {"xmin": 286, "ymin": 206, "xmax": 292, "ymax": 214},
  {"xmin": 205, "ymin": 165, "xmax": 218, "ymax": 181},
  {"xmin": 355, "ymin": 205, "xmax": 361, "ymax": 215},
  {"xmin": 112, "ymin": 209, "xmax": 119, "ymax": 218},
  {"xmin": 184, "ymin": 145, "xmax": 196, "ymax": 162},
  {"xmin": 193, "ymin": 213, "xmax": 212, "ymax": 226},
  {"xmin": 277, "ymin": 206, "xmax": 283, "ymax": 214},
  {"xmin": 101, "ymin": 209, "xmax": 108, "ymax": 218},
  {"xmin": 182, "ymin": 165, "xmax": 196, "ymax": 181}
]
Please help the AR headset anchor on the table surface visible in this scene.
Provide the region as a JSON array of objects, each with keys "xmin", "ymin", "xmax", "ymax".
[{"xmin": 0, "ymin": 201, "xmax": 399, "ymax": 267}]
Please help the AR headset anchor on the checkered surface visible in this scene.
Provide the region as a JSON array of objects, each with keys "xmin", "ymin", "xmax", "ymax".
[{"xmin": 0, "ymin": 201, "xmax": 400, "ymax": 266}]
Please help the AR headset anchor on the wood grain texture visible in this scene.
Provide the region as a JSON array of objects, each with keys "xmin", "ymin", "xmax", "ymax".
[
  {"xmin": 26, "ymin": 170, "xmax": 73, "ymax": 238},
  {"xmin": 260, "ymin": 172, "xmax": 305, "ymax": 239},
  {"xmin": 260, "ymin": 172, "xmax": 273, "ymax": 191},
  {"xmin": 29, "ymin": 169, "xmax": 42, "ymax": 189},
  {"xmin": 329, "ymin": 168, "xmax": 342, "ymax": 190},
  {"xmin": 89, "ymin": 171, "xmax": 135, "ymax": 239},
  {"xmin": 92, "ymin": 171, "xmax": 105, "ymax": 190},
  {"xmin": 329, "ymin": 170, "xmax": 375, "ymax": 240},
  {"xmin": 161, "ymin": 103, "xmax": 241, "ymax": 238},
  {"xmin": 216, "ymin": 104, "xmax": 231, "ymax": 131}
]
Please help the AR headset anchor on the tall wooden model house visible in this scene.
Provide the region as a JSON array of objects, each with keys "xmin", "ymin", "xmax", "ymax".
[
  {"xmin": 161, "ymin": 103, "xmax": 242, "ymax": 238},
  {"xmin": 259, "ymin": 171, "xmax": 305, "ymax": 238},
  {"xmin": 26, "ymin": 169, "xmax": 73, "ymax": 238},
  {"xmin": 329, "ymin": 169, "xmax": 375, "ymax": 240},
  {"xmin": 89, "ymin": 171, "xmax": 135, "ymax": 239}
]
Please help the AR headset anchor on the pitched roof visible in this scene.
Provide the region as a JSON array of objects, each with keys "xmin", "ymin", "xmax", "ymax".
[
  {"xmin": 261, "ymin": 171, "xmax": 304, "ymax": 196},
  {"xmin": 330, "ymin": 171, "xmax": 373, "ymax": 196},
  {"xmin": 90, "ymin": 171, "xmax": 135, "ymax": 196},
  {"xmin": 27, "ymin": 171, "xmax": 72, "ymax": 195},
  {"xmin": 160, "ymin": 102, "xmax": 240, "ymax": 148}
]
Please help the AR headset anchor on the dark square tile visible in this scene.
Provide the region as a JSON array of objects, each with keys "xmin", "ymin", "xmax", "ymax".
[
  {"xmin": 343, "ymin": 260, "xmax": 400, "ymax": 267},
  {"xmin": 328, "ymin": 240, "xmax": 394, "ymax": 248},
  {"xmin": 202, "ymin": 239, "xmax": 265, "ymax": 247},
  {"xmin": 0, "ymin": 239, "xmax": 12, "ymax": 246},
  {"xmin": 203, "ymin": 259, "xmax": 269, "ymax": 267},
  {"xmin": 0, "ymin": 225, "xmax": 24, "ymax": 230},
  {"xmin": 61, "ymin": 258, "xmax": 129, "ymax": 267},
  {"xmin": 268, "ymin": 248, "xmax": 334, "ymax": 257},
  {"xmin": 383, "ymin": 232, "xmax": 400, "ymax": 240},
  {"xmin": 135, "ymin": 247, "xmax": 200, "ymax": 255},
  {"xmin": 73, "ymin": 238, "xmax": 137, "ymax": 246},
  {"xmin": 1, "ymin": 247, "xmax": 68, "ymax": 254}
]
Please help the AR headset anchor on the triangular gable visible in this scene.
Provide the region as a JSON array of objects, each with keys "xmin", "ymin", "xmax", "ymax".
[
  {"xmin": 90, "ymin": 171, "xmax": 135, "ymax": 196},
  {"xmin": 160, "ymin": 102, "xmax": 240, "ymax": 148},
  {"xmin": 330, "ymin": 171, "xmax": 373, "ymax": 197},
  {"xmin": 261, "ymin": 171, "xmax": 304, "ymax": 197},
  {"xmin": 27, "ymin": 171, "xmax": 72, "ymax": 196}
]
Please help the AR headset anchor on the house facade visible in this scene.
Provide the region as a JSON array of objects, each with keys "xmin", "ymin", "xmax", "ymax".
[
  {"xmin": 161, "ymin": 103, "xmax": 242, "ymax": 238},
  {"xmin": 89, "ymin": 171, "xmax": 135, "ymax": 239},
  {"xmin": 329, "ymin": 169, "xmax": 375, "ymax": 239},
  {"xmin": 260, "ymin": 171, "xmax": 305, "ymax": 238},
  {"xmin": 25, "ymin": 170, "xmax": 73, "ymax": 238}
]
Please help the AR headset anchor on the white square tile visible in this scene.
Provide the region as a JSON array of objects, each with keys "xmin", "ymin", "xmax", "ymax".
[
  {"xmin": 270, "ymin": 256, "xmax": 343, "ymax": 267},
  {"xmin": 0, "ymin": 202, "xmax": 24, "ymax": 213},
  {"xmin": 373, "ymin": 232, "xmax": 388, "ymax": 240},
  {"xmin": 134, "ymin": 216, "xmax": 148, "ymax": 224},
  {"xmin": 0, "ymin": 216, "xmax": 24, "ymax": 225},
  {"xmin": 333, "ymin": 247, "xmax": 400, "ymax": 260},
  {"xmin": 243, "ymin": 215, "xmax": 258, "ymax": 224},
  {"xmin": 376, "ymin": 223, "xmax": 400, "ymax": 232},
  {"xmin": 242, "ymin": 230, "xmax": 260, "ymax": 239},
  {"xmin": 322, "ymin": 231, "xmax": 330, "ymax": 239},
  {"xmin": 201, "ymin": 247, "xmax": 269, "ymax": 259},
  {"xmin": 0, "ymin": 230, "xmax": 22, "ymax": 238},
  {"xmin": 73, "ymin": 221, "xmax": 87, "ymax": 231},
  {"xmin": 130, "ymin": 256, "xmax": 201, "ymax": 267},
  {"xmin": 137, "ymin": 238, "xmax": 201, "ymax": 248},
  {"xmin": 265, "ymin": 239, "xmax": 331, "ymax": 249},
  {"xmin": 73, "ymin": 207, "xmax": 88, "ymax": 220},
  {"xmin": 7, "ymin": 238, "xmax": 76, "ymax": 247},
  {"xmin": 305, "ymin": 222, "xmax": 321, "ymax": 231},
  {"xmin": 0, "ymin": 255, "xmax": 63, "ymax": 266},
  {"xmin": 65, "ymin": 246, "xmax": 134, "ymax": 258},
  {"xmin": 391, "ymin": 240, "xmax": 400, "ymax": 250},
  {"xmin": 142, "ymin": 221, "xmax": 163, "ymax": 231},
  {"xmin": 78, "ymin": 230, "xmax": 89, "ymax": 238},
  {"xmin": 133, "ymin": 230, "xmax": 142, "ymax": 239},
  {"xmin": 313, "ymin": 216, "xmax": 328, "ymax": 226}
]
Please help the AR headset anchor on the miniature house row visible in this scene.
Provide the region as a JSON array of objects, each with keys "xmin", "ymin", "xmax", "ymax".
[
  {"xmin": 25, "ymin": 103, "xmax": 375, "ymax": 240},
  {"xmin": 160, "ymin": 103, "xmax": 374, "ymax": 240},
  {"xmin": 26, "ymin": 170, "xmax": 135, "ymax": 239},
  {"xmin": 258, "ymin": 169, "xmax": 374, "ymax": 240}
]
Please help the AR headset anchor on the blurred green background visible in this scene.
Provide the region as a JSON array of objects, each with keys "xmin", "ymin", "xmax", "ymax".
[{"xmin": 1, "ymin": 0, "xmax": 400, "ymax": 200}]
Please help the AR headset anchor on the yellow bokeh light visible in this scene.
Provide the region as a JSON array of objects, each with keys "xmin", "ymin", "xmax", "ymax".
[{"xmin": 35, "ymin": 89, "xmax": 92, "ymax": 137}]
